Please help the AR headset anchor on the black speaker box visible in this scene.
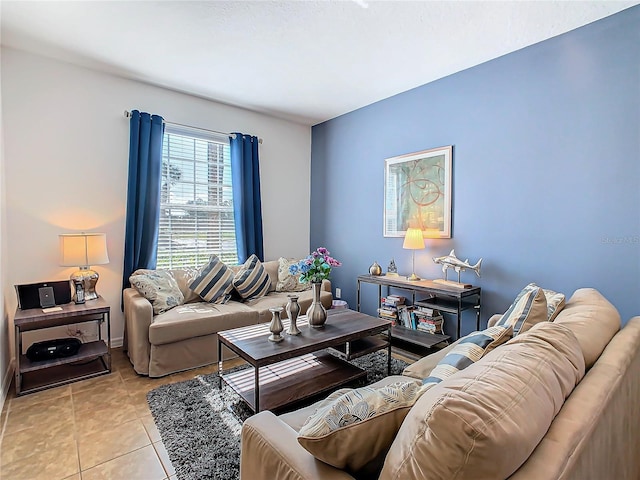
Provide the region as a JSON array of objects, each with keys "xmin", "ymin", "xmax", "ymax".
[
  {"xmin": 26, "ymin": 338, "xmax": 82, "ymax": 362},
  {"xmin": 15, "ymin": 280, "xmax": 72, "ymax": 310}
]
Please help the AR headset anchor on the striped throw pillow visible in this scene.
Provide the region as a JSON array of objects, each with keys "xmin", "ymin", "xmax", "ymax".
[
  {"xmin": 233, "ymin": 255, "xmax": 271, "ymax": 300},
  {"xmin": 496, "ymin": 286, "xmax": 548, "ymax": 335},
  {"xmin": 512, "ymin": 283, "xmax": 566, "ymax": 321},
  {"xmin": 422, "ymin": 325, "xmax": 512, "ymax": 390},
  {"xmin": 189, "ymin": 255, "xmax": 235, "ymax": 304}
]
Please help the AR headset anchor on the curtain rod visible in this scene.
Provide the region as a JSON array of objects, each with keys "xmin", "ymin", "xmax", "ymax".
[{"xmin": 123, "ymin": 110, "xmax": 263, "ymax": 144}]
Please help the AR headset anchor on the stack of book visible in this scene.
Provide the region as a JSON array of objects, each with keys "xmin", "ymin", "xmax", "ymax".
[
  {"xmin": 412, "ymin": 306, "xmax": 444, "ymax": 334},
  {"xmin": 377, "ymin": 295, "xmax": 406, "ymax": 325}
]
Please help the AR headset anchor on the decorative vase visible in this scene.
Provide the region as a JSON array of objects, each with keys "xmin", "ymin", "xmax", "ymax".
[
  {"xmin": 268, "ymin": 307, "xmax": 284, "ymax": 342},
  {"xmin": 369, "ymin": 261, "xmax": 382, "ymax": 276},
  {"xmin": 307, "ymin": 282, "xmax": 327, "ymax": 328},
  {"xmin": 286, "ymin": 295, "xmax": 301, "ymax": 335}
]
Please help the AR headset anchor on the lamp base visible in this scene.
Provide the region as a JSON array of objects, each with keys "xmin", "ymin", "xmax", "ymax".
[
  {"xmin": 70, "ymin": 267, "xmax": 100, "ymax": 302},
  {"xmin": 407, "ymin": 273, "xmax": 421, "ymax": 281}
]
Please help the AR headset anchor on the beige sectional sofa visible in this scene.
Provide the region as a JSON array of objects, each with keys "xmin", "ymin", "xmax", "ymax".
[
  {"xmin": 240, "ymin": 288, "xmax": 640, "ymax": 480},
  {"xmin": 123, "ymin": 259, "xmax": 332, "ymax": 377}
]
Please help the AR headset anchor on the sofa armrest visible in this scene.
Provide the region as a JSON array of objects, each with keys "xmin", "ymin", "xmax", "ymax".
[
  {"xmin": 241, "ymin": 411, "xmax": 355, "ymax": 480},
  {"xmin": 487, "ymin": 314, "xmax": 503, "ymax": 328},
  {"xmin": 123, "ymin": 287, "xmax": 153, "ymax": 375}
]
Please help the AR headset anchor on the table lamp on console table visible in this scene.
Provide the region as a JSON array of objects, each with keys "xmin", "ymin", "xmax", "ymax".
[
  {"xmin": 59, "ymin": 233, "xmax": 109, "ymax": 303},
  {"xmin": 403, "ymin": 227, "xmax": 425, "ymax": 281}
]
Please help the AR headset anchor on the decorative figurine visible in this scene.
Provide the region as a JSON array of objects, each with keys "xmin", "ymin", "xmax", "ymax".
[
  {"xmin": 387, "ymin": 259, "xmax": 399, "ymax": 277},
  {"xmin": 432, "ymin": 249, "xmax": 482, "ymax": 286}
]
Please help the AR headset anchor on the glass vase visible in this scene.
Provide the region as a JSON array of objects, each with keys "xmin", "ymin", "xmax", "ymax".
[{"xmin": 307, "ymin": 282, "xmax": 327, "ymax": 328}]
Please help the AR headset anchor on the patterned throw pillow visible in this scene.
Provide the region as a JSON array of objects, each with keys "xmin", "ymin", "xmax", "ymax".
[
  {"xmin": 188, "ymin": 254, "xmax": 235, "ymax": 304},
  {"xmin": 512, "ymin": 283, "xmax": 566, "ymax": 321},
  {"xmin": 232, "ymin": 254, "xmax": 271, "ymax": 300},
  {"xmin": 297, "ymin": 380, "xmax": 423, "ymax": 472},
  {"xmin": 129, "ymin": 270, "xmax": 184, "ymax": 315},
  {"xmin": 422, "ymin": 325, "xmax": 512, "ymax": 390},
  {"xmin": 275, "ymin": 257, "xmax": 312, "ymax": 292},
  {"xmin": 496, "ymin": 286, "xmax": 548, "ymax": 335}
]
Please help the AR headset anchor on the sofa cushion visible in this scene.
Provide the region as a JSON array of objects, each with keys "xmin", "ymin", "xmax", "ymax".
[
  {"xmin": 513, "ymin": 283, "xmax": 566, "ymax": 321},
  {"xmin": 189, "ymin": 254, "xmax": 235, "ymax": 304},
  {"xmin": 262, "ymin": 260, "xmax": 279, "ymax": 293},
  {"xmin": 129, "ymin": 270, "xmax": 184, "ymax": 315},
  {"xmin": 422, "ymin": 325, "xmax": 512, "ymax": 389},
  {"xmin": 496, "ymin": 285, "xmax": 547, "ymax": 335},
  {"xmin": 148, "ymin": 301, "xmax": 258, "ymax": 345},
  {"xmin": 380, "ymin": 322, "xmax": 585, "ymax": 480},
  {"xmin": 232, "ymin": 255, "xmax": 271, "ymax": 300},
  {"xmin": 553, "ymin": 288, "xmax": 621, "ymax": 369},
  {"xmin": 297, "ymin": 379, "xmax": 423, "ymax": 473},
  {"xmin": 276, "ymin": 257, "xmax": 312, "ymax": 292}
]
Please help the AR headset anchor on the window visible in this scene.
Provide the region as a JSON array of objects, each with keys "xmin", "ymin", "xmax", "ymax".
[{"xmin": 156, "ymin": 126, "xmax": 237, "ymax": 269}]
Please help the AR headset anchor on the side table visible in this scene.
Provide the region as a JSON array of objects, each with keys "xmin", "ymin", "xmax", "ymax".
[
  {"xmin": 14, "ymin": 296, "xmax": 111, "ymax": 396},
  {"xmin": 357, "ymin": 274, "xmax": 481, "ymax": 340}
]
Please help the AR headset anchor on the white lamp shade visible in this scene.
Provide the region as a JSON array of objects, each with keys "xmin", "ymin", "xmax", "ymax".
[
  {"xmin": 402, "ymin": 228, "xmax": 425, "ymax": 250},
  {"xmin": 59, "ymin": 233, "xmax": 110, "ymax": 267}
]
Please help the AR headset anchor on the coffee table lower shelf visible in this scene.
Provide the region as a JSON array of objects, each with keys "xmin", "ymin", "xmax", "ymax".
[{"xmin": 221, "ymin": 351, "xmax": 366, "ymax": 413}]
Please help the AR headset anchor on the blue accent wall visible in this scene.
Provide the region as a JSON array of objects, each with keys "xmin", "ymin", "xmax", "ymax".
[{"xmin": 311, "ymin": 6, "xmax": 640, "ymax": 334}]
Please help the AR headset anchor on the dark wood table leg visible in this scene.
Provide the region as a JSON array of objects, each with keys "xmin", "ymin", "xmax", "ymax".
[
  {"xmin": 254, "ymin": 366, "xmax": 260, "ymax": 412},
  {"xmin": 217, "ymin": 337, "xmax": 223, "ymax": 389},
  {"xmin": 387, "ymin": 326, "xmax": 392, "ymax": 375}
]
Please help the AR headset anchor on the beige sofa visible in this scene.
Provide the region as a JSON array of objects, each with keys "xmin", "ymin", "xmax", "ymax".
[
  {"xmin": 123, "ymin": 260, "xmax": 332, "ymax": 377},
  {"xmin": 240, "ymin": 288, "xmax": 640, "ymax": 480}
]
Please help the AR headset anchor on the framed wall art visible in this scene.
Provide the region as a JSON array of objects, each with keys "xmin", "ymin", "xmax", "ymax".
[{"xmin": 383, "ymin": 145, "xmax": 452, "ymax": 238}]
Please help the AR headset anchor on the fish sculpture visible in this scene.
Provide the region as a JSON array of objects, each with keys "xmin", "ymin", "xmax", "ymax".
[{"xmin": 433, "ymin": 250, "xmax": 482, "ymax": 277}]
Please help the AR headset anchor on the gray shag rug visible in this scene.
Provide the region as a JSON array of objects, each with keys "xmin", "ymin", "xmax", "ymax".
[{"xmin": 147, "ymin": 351, "xmax": 409, "ymax": 480}]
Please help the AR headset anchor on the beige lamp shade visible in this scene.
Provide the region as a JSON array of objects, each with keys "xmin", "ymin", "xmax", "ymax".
[
  {"xmin": 402, "ymin": 228, "xmax": 425, "ymax": 250},
  {"xmin": 59, "ymin": 233, "xmax": 109, "ymax": 267}
]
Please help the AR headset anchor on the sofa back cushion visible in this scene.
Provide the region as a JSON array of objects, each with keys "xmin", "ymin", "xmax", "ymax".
[
  {"xmin": 553, "ymin": 288, "xmax": 620, "ymax": 369},
  {"xmin": 380, "ymin": 322, "xmax": 585, "ymax": 480},
  {"xmin": 262, "ymin": 260, "xmax": 279, "ymax": 293}
]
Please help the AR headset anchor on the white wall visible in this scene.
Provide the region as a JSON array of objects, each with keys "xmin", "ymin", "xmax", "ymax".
[
  {"xmin": 1, "ymin": 50, "xmax": 11, "ymax": 411},
  {"xmin": 0, "ymin": 47, "xmax": 312, "ymax": 368}
]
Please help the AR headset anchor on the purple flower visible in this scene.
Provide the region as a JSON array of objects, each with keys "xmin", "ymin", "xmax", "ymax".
[{"xmin": 317, "ymin": 247, "xmax": 329, "ymax": 255}]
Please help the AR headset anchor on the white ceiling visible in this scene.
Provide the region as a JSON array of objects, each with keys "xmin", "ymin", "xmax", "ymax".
[{"xmin": 2, "ymin": 1, "xmax": 638, "ymax": 126}]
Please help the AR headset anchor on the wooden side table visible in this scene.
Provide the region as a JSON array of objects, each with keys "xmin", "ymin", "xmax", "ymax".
[
  {"xmin": 357, "ymin": 274, "xmax": 481, "ymax": 341},
  {"xmin": 14, "ymin": 297, "xmax": 111, "ymax": 396}
]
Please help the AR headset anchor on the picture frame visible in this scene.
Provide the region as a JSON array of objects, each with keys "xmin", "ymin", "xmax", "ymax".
[{"xmin": 383, "ymin": 145, "xmax": 452, "ymax": 238}]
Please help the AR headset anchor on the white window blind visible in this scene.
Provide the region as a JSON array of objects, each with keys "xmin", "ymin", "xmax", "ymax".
[{"xmin": 157, "ymin": 126, "xmax": 238, "ymax": 269}]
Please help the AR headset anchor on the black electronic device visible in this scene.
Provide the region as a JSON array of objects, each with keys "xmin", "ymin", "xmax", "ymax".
[
  {"xmin": 25, "ymin": 338, "xmax": 82, "ymax": 362},
  {"xmin": 15, "ymin": 281, "xmax": 72, "ymax": 310},
  {"xmin": 38, "ymin": 287, "xmax": 56, "ymax": 308}
]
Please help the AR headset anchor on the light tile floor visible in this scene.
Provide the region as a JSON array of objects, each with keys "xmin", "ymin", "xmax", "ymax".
[{"xmin": 0, "ymin": 348, "xmax": 243, "ymax": 480}]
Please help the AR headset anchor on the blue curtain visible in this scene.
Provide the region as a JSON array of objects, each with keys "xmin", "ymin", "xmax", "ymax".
[
  {"xmin": 122, "ymin": 110, "xmax": 164, "ymax": 290},
  {"xmin": 230, "ymin": 133, "xmax": 264, "ymax": 263}
]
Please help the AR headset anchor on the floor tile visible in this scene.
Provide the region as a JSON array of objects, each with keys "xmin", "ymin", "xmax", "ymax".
[
  {"xmin": 0, "ymin": 438, "xmax": 79, "ymax": 480},
  {"xmin": 141, "ymin": 414, "xmax": 161, "ymax": 443},
  {"xmin": 80, "ymin": 445, "xmax": 166, "ymax": 480},
  {"xmin": 0, "ymin": 419, "xmax": 75, "ymax": 466},
  {"xmin": 70, "ymin": 371, "xmax": 124, "ymax": 394},
  {"xmin": 74, "ymin": 400, "xmax": 139, "ymax": 437},
  {"xmin": 77, "ymin": 418, "xmax": 151, "ymax": 470},
  {"xmin": 3, "ymin": 395, "xmax": 74, "ymax": 435},
  {"xmin": 153, "ymin": 441, "xmax": 176, "ymax": 477},
  {"xmin": 9, "ymin": 384, "xmax": 71, "ymax": 412}
]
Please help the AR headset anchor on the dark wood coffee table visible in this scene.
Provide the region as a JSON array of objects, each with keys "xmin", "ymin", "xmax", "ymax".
[{"xmin": 217, "ymin": 309, "xmax": 392, "ymax": 412}]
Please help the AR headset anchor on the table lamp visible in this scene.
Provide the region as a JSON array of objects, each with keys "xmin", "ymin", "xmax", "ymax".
[
  {"xmin": 59, "ymin": 233, "xmax": 109, "ymax": 302},
  {"xmin": 403, "ymin": 228, "xmax": 425, "ymax": 281}
]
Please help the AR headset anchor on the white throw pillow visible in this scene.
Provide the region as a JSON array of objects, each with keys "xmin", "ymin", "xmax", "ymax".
[{"xmin": 129, "ymin": 270, "xmax": 184, "ymax": 315}]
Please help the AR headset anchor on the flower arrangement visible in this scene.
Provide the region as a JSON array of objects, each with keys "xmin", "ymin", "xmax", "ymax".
[{"xmin": 289, "ymin": 247, "xmax": 342, "ymax": 284}]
